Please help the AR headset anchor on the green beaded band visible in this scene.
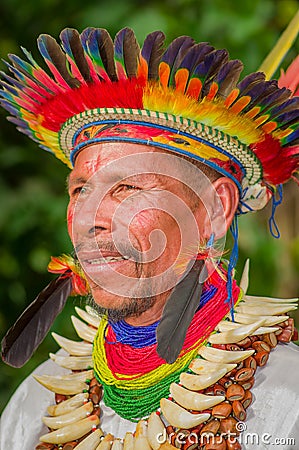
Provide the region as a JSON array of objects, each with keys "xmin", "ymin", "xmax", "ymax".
[{"xmin": 97, "ymin": 362, "xmax": 190, "ymax": 421}]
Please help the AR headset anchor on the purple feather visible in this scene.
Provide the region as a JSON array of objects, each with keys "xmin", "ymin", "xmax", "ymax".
[
  {"xmin": 0, "ymin": 71, "xmax": 24, "ymax": 90},
  {"xmin": 60, "ymin": 28, "xmax": 93, "ymax": 83},
  {"xmin": 237, "ymin": 72, "xmax": 265, "ymax": 94},
  {"xmin": 141, "ymin": 30, "xmax": 165, "ymax": 80},
  {"xmin": 85, "ymin": 28, "xmax": 117, "ymax": 81},
  {"xmin": 114, "ymin": 27, "xmax": 140, "ymax": 78},
  {"xmin": 161, "ymin": 36, "xmax": 195, "ymax": 86},
  {"xmin": 192, "ymin": 49, "xmax": 228, "ymax": 97},
  {"xmin": 259, "ymin": 86, "xmax": 290, "ymax": 113},
  {"xmin": 17, "ymin": 126, "xmax": 35, "ymax": 138},
  {"xmin": 0, "ymin": 82, "xmax": 18, "ymax": 96},
  {"xmin": 180, "ymin": 42, "xmax": 214, "ymax": 73},
  {"xmin": 0, "ymin": 99, "xmax": 19, "ymax": 115},
  {"xmin": 269, "ymin": 97, "xmax": 299, "ymax": 118},
  {"xmin": 80, "ymin": 27, "xmax": 95, "ymax": 53},
  {"xmin": 7, "ymin": 116, "xmax": 28, "ymax": 127},
  {"xmin": 274, "ymin": 109, "xmax": 299, "ymax": 128},
  {"xmin": 215, "ymin": 59, "xmax": 243, "ymax": 98},
  {"xmin": 283, "ymin": 128, "xmax": 299, "ymax": 145},
  {"xmin": 216, "ymin": 59, "xmax": 243, "ymax": 84}
]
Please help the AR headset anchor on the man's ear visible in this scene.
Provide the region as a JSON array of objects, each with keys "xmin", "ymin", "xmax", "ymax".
[{"xmin": 195, "ymin": 177, "xmax": 239, "ymax": 240}]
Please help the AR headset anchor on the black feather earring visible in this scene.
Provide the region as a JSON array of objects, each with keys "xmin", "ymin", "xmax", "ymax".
[
  {"xmin": 1, "ymin": 273, "xmax": 73, "ymax": 368},
  {"xmin": 156, "ymin": 258, "xmax": 207, "ymax": 364}
]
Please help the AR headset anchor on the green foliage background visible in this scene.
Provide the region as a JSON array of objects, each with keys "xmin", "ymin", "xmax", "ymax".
[{"xmin": 0, "ymin": 0, "xmax": 298, "ymax": 414}]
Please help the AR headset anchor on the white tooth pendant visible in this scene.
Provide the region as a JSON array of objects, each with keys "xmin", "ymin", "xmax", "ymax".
[
  {"xmin": 111, "ymin": 439, "xmax": 123, "ymax": 449},
  {"xmin": 34, "ymin": 374, "xmax": 89, "ymax": 395},
  {"xmin": 123, "ymin": 432, "xmax": 134, "ymax": 450},
  {"xmin": 39, "ymin": 414, "xmax": 100, "ymax": 444},
  {"xmin": 42, "ymin": 401, "xmax": 93, "ymax": 429},
  {"xmin": 245, "ymin": 295, "xmax": 298, "ymax": 303},
  {"xmin": 72, "ymin": 316, "xmax": 97, "ymax": 342},
  {"xmin": 208, "ymin": 320, "xmax": 265, "ymax": 344},
  {"xmin": 239, "ymin": 259, "xmax": 250, "ymax": 294},
  {"xmin": 52, "ymin": 332, "xmax": 93, "ymax": 356},
  {"xmin": 235, "ymin": 303, "xmax": 297, "ymax": 315},
  {"xmin": 95, "ymin": 434, "xmax": 114, "ymax": 449},
  {"xmin": 180, "ymin": 368, "xmax": 227, "ymax": 391},
  {"xmin": 198, "ymin": 346, "xmax": 254, "ymax": 364},
  {"xmin": 160, "ymin": 398, "xmax": 210, "ymax": 428},
  {"xmin": 215, "ymin": 321, "xmax": 279, "ymax": 336},
  {"xmin": 75, "ymin": 306, "xmax": 101, "ymax": 328},
  {"xmin": 170, "ymin": 383, "xmax": 225, "ymax": 410},
  {"xmin": 134, "ymin": 420, "xmax": 151, "ymax": 450},
  {"xmin": 147, "ymin": 412, "xmax": 166, "ymax": 450},
  {"xmin": 189, "ymin": 358, "xmax": 237, "ymax": 374},
  {"xmin": 232, "ymin": 313, "xmax": 287, "ymax": 326},
  {"xmin": 40, "ymin": 370, "xmax": 93, "ymax": 384},
  {"xmin": 47, "ymin": 392, "xmax": 89, "ymax": 416},
  {"xmin": 70, "ymin": 428, "xmax": 103, "ymax": 449},
  {"xmin": 49, "ymin": 352, "xmax": 93, "ymax": 370}
]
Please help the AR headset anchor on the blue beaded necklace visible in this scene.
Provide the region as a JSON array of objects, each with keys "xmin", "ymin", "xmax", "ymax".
[{"xmin": 107, "ymin": 283, "xmax": 217, "ymax": 348}]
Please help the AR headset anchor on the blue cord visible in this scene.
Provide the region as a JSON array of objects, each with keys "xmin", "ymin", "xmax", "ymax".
[
  {"xmin": 225, "ymin": 216, "xmax": 239, "ymax": 322},
  {"xmin": 269, "ymin": 184, "xmax": 283, "ymax": 239}
]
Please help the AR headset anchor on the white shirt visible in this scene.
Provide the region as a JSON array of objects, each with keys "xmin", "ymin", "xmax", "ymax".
[{"xmin": 1, "ymin": 343, "xmax": 299, "ymax": 450}]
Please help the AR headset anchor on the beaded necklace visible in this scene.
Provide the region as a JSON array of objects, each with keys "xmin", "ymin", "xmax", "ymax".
[
  {"xmin": 34, "ymin": 262, "xmax": 298, "ymax": 450},
  {"xmin": 92, "ymin": 268, "xmax": 241, "ymax": 421}
]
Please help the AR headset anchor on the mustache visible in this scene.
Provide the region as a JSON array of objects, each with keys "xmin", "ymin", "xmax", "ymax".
[{"xmin": 74, "ymin": 240, "xmax": 143, "ymax": 262}]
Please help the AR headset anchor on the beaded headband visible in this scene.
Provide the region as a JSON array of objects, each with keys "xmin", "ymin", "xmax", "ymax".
[{"xmin": 0, "ymin": 27, "xmax": 298, "ymax": 213}]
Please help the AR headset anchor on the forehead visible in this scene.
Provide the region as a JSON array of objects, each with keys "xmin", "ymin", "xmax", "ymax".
[
  {"xmin": 71, "ymin": 142, "xmax": 165, "ymax": 176},
  {"xmin": 68, "ymin": 141, "xmax": 211, "ymax": 196}
]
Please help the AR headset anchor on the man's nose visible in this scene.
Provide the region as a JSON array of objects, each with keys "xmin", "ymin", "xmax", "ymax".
[{"xmin": 72, "ymin": 191, "xmax": 114, "ymax": 239}]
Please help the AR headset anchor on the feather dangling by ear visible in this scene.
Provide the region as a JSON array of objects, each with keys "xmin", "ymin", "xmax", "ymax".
[
  {"xmin": 156, "ymin": 259, "xmax": 207, "ymax": 364},
  {"xmin": 1, "ymin": 274, "xmax": 72, "ymax": 368}
]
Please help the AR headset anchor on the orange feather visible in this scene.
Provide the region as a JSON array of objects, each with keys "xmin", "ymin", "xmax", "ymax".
[
  {"xmin": 185, "ymin": 78, "xmax": 202, "ymax": 99},
  {"xmin": 175, "ymin": 68, "xmax": 189, "ymax": 93},
  {"xmin": 159, "ymin": 61, "xmax": 171, "ymax": 88}
]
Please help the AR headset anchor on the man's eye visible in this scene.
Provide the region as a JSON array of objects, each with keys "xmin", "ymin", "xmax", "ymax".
[
  {"xmin": 71, "ymin": 186, "xmax": 87, "ymax": 196},
  {"xmin": 123, "ymin": 184, "xmax": 139, "ymax": 190},
  {"xmin": 118, "ymin": 184, "xmax": 140, "ymax": 192}
]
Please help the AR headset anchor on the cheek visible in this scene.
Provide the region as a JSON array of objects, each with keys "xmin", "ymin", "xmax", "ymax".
[{"xmin": 130, "ymin": 210, "xmax": 181, "ymax": 252}]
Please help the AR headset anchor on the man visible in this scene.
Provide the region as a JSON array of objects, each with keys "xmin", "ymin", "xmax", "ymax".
[{"xmin": 0, "ymin": 25, "xmax": 299, "ymax": 450}]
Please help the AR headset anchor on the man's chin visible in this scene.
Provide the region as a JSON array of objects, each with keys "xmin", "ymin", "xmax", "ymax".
[{"xmin": 88, "ymin": 289, "xmax": 155, "ymax": 322}]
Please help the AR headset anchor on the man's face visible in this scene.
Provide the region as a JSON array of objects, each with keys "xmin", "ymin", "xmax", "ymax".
[{"xmin": 67, "ymin": 142, "xmax": 218, "ymax": 323}]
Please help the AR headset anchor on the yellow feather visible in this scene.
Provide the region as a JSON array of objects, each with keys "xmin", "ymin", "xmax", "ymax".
[
  {"xmin": 143, "ymin": 84, "xmax": 263, "ymax": 145},
  {"xmin": 258, "ymin": 9, "xmax": 299, "ymax": 79}
]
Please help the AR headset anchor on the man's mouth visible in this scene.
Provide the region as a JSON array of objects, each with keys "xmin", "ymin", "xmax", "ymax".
[
  {"xmin": 86, "ymin": 255, "xmax": 129, "ymax": 264},
  {"xmin": 77, "ymin": 250, "xmax": 132, "ymax": 269}
]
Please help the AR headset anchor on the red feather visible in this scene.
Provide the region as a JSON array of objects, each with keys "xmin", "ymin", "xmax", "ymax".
[
  {"xmin": 278, "ymin": 56, "xmax": 299, "ymax": 96},
  {"xmin": 252, "ymin": 134, "xmax": 299, "ymax": 184}
]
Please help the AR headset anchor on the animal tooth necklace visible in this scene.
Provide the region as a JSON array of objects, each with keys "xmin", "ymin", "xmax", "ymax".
[{"xmin": 34, "ymin": 263, "xmax": 298, "ymax": 450}]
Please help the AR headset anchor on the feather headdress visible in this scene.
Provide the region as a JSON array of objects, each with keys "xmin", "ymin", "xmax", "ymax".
[
  {"xmin": 1, "ymin": 26, "xmax": 298, "ymax": 212},
  {"xmin": 1, "ymin": 24, "xmax": 299, "ymax": 366}
]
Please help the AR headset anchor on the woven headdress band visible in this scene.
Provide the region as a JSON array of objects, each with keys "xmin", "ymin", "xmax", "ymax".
[{"xmin": 1, "ymin": 27, "xmax": 298, "ymax": 212}]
